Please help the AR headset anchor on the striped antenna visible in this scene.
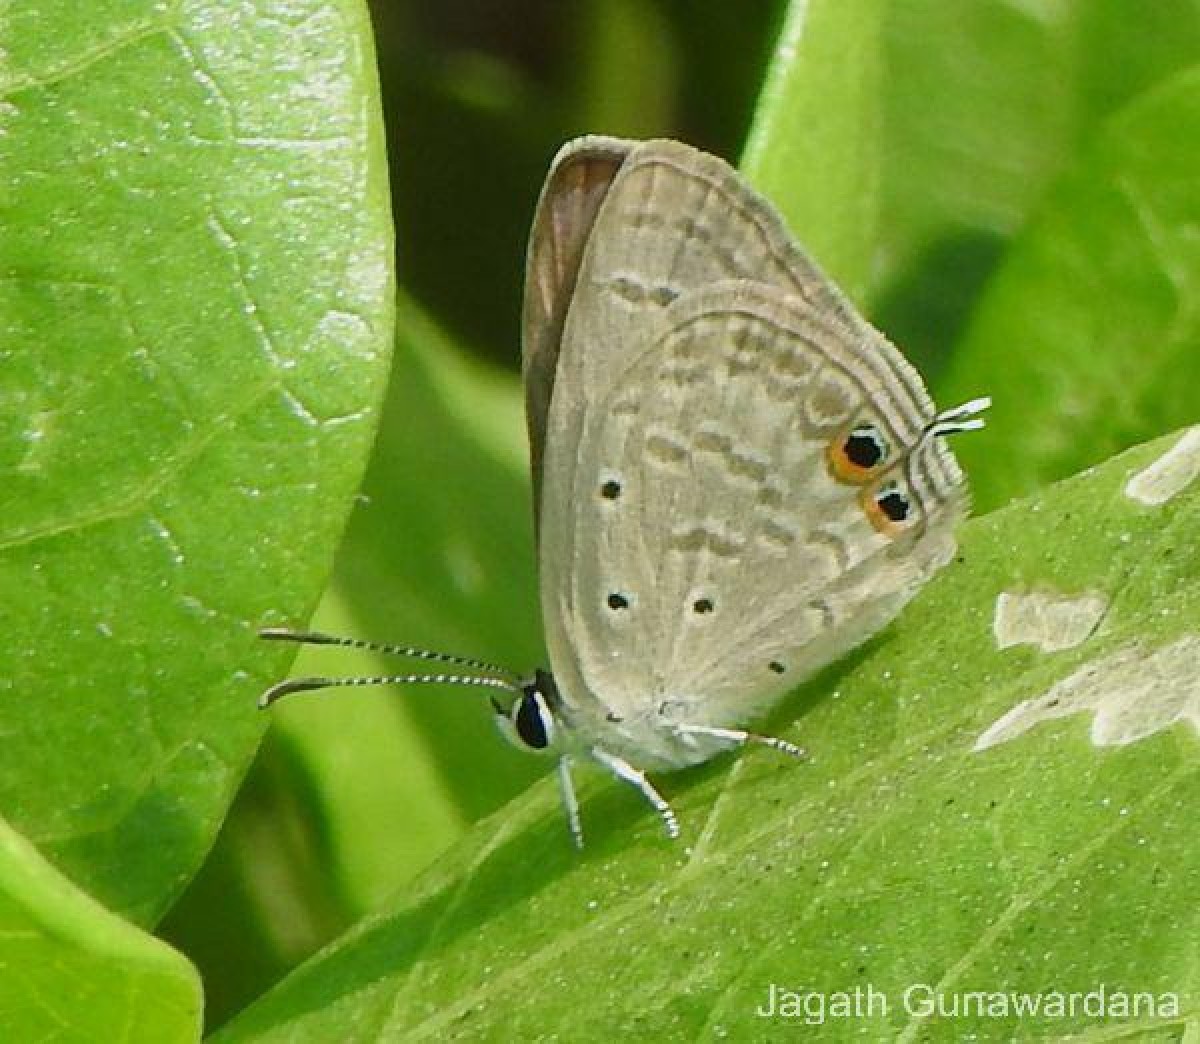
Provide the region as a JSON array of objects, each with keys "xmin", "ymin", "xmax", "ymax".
[
  {"xmin": 259, "ymin": 627, "xmax": 520, "ymax": 681},
  {"xmin": 258, "ymin": 671, "xmax": 522, "ymax": 709}
]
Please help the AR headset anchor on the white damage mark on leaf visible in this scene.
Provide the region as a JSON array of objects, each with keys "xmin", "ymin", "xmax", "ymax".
[
  {"xmin": 1124, "ymin": 426, "xmax": 1200, "ymax": 506},
  {"xmin": 17, "ymin": 409, "xmax": 59, "ymax": 475},
  {"xmin": 974, "ymin": 634, "xmax": 1200, "ymax": 751},
  {"xmin": 992, "ymin": 589, "xmax": 1108, "ymax": 652}
]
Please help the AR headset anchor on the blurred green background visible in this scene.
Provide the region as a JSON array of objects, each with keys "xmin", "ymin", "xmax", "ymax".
[
  {"xmin": 155, "ymin": 0, "xmax": 1200, "ymax": 1029},
  {"xmin": 379, "ymin": 0, "xmax": 783, "ymax": 369}
]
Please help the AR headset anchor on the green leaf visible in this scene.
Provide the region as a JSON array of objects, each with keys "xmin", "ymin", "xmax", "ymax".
[
  {"xmin": 0, "ymin": 816, "xmax": 201, "ymax": 1041},
  {"xmin": 939, "ymin": 66, "xmax": 1200, "ymax": 511},
  {"xmin": 212, "ymin": 429, "xmax": 1199, "ymax": 1042},
  {"xmin": 742, "ymin": 0, "xmax": 886, "ymax": 300},
  {"xmin": 573, "ymin": 0, "xmax": 679, "ymax": 137},
  {"xmin": 0, "ymin": 0, "xmax": 393, "ymax": 923},
  {"xmin": 873, "ymin": 0, "xmax": 1200, "ymax": 375}
]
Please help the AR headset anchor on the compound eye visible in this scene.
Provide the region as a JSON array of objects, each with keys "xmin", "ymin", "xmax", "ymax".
[
  {"xmin": 829, "ymin": 423, "xmax": 889, "ymax": 483},
  {"xmin": 861, "ymin": 479, "xmax": 914, "ymax": 536},
  {"xmin": 514, "ymin": 692, "xmax": 552, "ymax": 750}
]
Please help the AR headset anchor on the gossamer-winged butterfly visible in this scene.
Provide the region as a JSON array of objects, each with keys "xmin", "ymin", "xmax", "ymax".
[{"xmin": 260, "ymin": 137, "xmax": 989, "ymax": 847}]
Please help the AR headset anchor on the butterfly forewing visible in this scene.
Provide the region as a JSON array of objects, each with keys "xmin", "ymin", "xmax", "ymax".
[
  {"xmin": 538, "ymin": 139, "xmax": 922, "ymax": 407},
  {"xmin": 522, "ymin": 136, "xmax": 633, "ymax": 522}
]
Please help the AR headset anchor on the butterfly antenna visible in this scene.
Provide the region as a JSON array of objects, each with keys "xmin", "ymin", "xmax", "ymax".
[
  {"xmin": 259, "ymin": 671, "xmax": 522, "ymax": 709},
  {"xmin": 259, "ymin": 627, "xmax": 521, "ymax": 681},
  {"xmin": 928, "ymin": 395, "xmax": 991, "ymax": 439}
]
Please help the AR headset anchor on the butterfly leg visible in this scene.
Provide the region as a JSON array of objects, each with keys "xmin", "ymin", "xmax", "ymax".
[
  {"xmin": 589, "ymin": 746, "xmax": 680, "ymax": 839},
  {"xmin": 673, "ymin": 724, "xmax": 806, "ymax": 760},
  {"xmin": 556, "ymin": 756, "xmax": 584, "ymax": 850}
]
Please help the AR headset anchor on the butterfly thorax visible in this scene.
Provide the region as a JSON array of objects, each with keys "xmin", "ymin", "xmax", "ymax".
[{"xmin": 552, "ymin": 677, "xmax": 745, "ymax": 771}]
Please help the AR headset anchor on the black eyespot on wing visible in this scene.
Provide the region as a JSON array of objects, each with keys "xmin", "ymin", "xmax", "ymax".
[
  {"xmin": 877, "ymin": 485, "xmax": 911, "ymax": 522},
  {"xmin": 769, "ymin": 660, "xmax": 786, "ymax": 674},
  {"xmin": 829, "ymin": 423, "xmax": 890, "ymax": 484},
  {"xmin": 607, "ymin": 592, "xmax": 630, "ymax": 610},
  {"xmin": 845, "ymin": 425, "xmax": 887, "ymax": 468},
  {"xmin": 693, "ymin": 597, "xmax": 714, "ymax": 614},
  {"xmin": 514, "ymin": 694, "xmax": 550, "ymax": 749},
  {"xmin": 861, "ymin": 479, "xmax": 916, "ymax": 535},
  {"xmin": 600, "ymin": 479, "xmax": 622, "ymax": 500}
]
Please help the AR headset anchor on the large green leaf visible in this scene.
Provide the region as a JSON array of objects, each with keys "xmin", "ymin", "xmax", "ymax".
[
  {"xmin": 742, "ymin": 0, "xmax": 886, "ymax": 300},
  {"xmin": 213, "ymin": 427, "xmax": 1199, "ymax": 1042},
  {"xmin": 874, "ymin": 0, "xmax": 1200, "ymax": 374},
  {"xmin": 939, "ymin": 67, "xmax": 1200, "ymax": 511},
  {"xmin": 0, "ymin": 0, "xmax": 393, "ymax": 923},
  {"xmin": 0, "ymin": 816, "xmax": 201, "ymax": 1041}
]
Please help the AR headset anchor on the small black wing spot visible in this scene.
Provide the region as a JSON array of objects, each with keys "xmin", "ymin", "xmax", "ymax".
[
  {"xmin": 845, "ymin": 424, "xmax": 887, "ymax": 468},
  {"xmin": 877, "ymin": 485, "xmax": 911, "ymax": 522}
]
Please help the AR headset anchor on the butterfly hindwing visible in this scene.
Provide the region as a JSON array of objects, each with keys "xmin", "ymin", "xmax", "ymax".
[{"xmin": 543, "ymin": 283, "xmax": 965, "ymax": 734}]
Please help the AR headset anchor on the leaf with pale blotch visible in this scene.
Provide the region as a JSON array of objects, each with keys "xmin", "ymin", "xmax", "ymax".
[{"xmin": 213, "ymin": 429, "xmax": 1198, "ymax": 1041}]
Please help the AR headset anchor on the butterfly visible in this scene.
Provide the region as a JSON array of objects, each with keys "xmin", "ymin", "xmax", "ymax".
[{"xmin": 260, "ymin": 137, "xmax": 988, "ymax": 847}]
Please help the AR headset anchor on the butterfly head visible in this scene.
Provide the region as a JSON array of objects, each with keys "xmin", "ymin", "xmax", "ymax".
[{"xmin": 492, "ymin": 668, "xmax": 562, "ymax": 753}]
